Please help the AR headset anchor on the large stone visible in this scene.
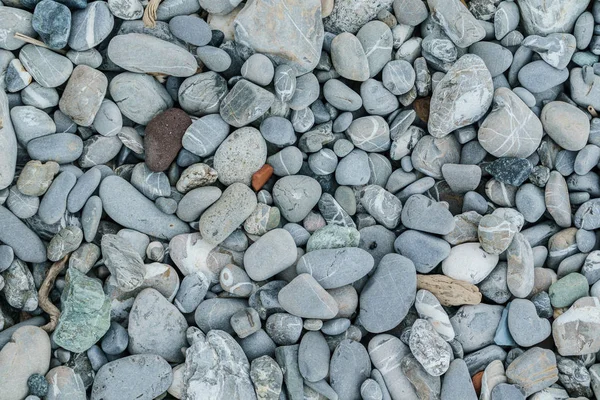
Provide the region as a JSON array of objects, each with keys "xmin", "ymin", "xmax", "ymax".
[
  {"xmin": 0, "ymin": 206, "xmax": 46, "ymax": 262},
  {"xmin": 442, "ymin": 243, "xmax": 499, "ymax": 284},
  {"xmin": 0, "ymin": 7, "xmax": 36, "ymax": 51},
  {"xmin": 214, "ymin": 127, "xmax": 267, "ymax": 186},
  {"xmin": 183, "ymin": 329, "xmax": 256, "ymax": 399},
  {"xmin": 296, "ymin": 247, "xmax": 374, "ymax": 289},
  {"xmin": 45, "ymin": 366, "xmax": 86, "ymax": 400},
  {"xmin": 518, "ymin": 0, "xmax": 590, "ymax": 35},
  {"xmin": 360, "ymin": 254, "xmax": 416, "ymax": 333},
  {"xmin": 108, "ymin": 33, "xmax": 198, "ymax": 77},
  {"xmin": 330, "ymin": 32, "xmax": 370, "ymax": 82},
  {"xmin": 505, "ymin": 347, "xmax": 558, "ymax": 396},
  {"xmin": 91, "ymin": 355, "xmax": 172, "ymax": 400},
  {"xmin": 428, "ymin": 54, "xmax": 493, "ymax": 138},
  {"xmin": 68, "ymin": 1, "xmax": 113, "ymax": 50},
  {"xmin": 478, "ymin": 87, "xmax": 543, "ymax": 158},
  {"xmin": 234, "ymin": 0, "xmax": 323, "ymax": 75},
  {"xmin": 19, "ymin": 44, "xmax": 73, "ymax": 88},
  {"xmin": 0, "ymin": 326, "xmax": 51, "ymax": 400},
  {"xmin": 54, "ymin": 268, "xmax": 111, "ymax": 353},
  {"xmin": 219, "ymin": 79, "xmax": 275, "ymax": 128},
  {"xmin": 99, "ymin": 175, "xmax": 190, "ymax": 240},
  {"xmin": 59, "ymin": 65, "xmax": 106, "ymax": 127},
  {"xmin": 330, "ymin": 340, "xmax": 371, "ymax": 400},
  {"xmin": 128, "ymin": 288, "xmax": 188, "ymax": 363},
  {"xmin": 427, "ymin": 0, "xmax": 486, "ymax": 48},
  {"xmin": 0, "ymin": 91, "xmax": 16, "ymax": 190},
  {"xmin": 553, "ymin": 296, "xmax": 600, "ymax": 356}
]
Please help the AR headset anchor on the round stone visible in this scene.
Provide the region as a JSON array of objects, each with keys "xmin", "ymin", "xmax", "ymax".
[{"xmin": 541, "ymin": 101, "xmax": 590, "ymax": 151}]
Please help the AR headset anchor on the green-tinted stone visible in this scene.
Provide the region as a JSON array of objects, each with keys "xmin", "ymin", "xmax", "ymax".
[
  {"xmin": 54, "ymin": 268, "xmax": 110, "ymax": 353},
  {"xmin": 306, "ymin": 225, "xmax": 360, "ymax": 252},
  {"xmin": 549, "ymin": 272, "xmax": 589, "ymax": 308}
]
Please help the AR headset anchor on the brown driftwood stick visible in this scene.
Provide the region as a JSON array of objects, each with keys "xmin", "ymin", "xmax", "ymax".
[{"xmin": 38, "ymin": 255, "xmax": 70, "ymax": 333}]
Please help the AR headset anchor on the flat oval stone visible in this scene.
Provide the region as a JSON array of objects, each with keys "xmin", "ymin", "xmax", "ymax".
[
  {"xmin": 108, "ymin": 33, "xmax": 198, "ymax": 77},
  {"xmin": 541, "ymin": 101, "xmax": 590, "ymax": 151},
  {"xmin": 182, "ymin": 114, "xmax": 229, "ymax": 157},
  {"xmin": 91, "ymin": 354, "xmax": 172, "ymax": 400},
  {"xmin": 219, "ymin": 79, "xmax": 275, "ymax": 128},
  {"xmin": 93, "ymin": 99, "xmax": 122, "ymax": 137},
  {"xmin": 169, "ymin": 15, "xmax": 211, "ymax": 46},
  {"xmin": 346, "ymin": 116, "xmax": 390, "ymax": 152},
  {"xmin": 478, "ymin": 87, "xmax": 543, "ymax": 158},
  {"xmin": 330, "ymin": 32, "xmax": 370, "ymax": 82},
  {"xmin": 396, "ymin": 230, "xmax": 451, "ymax": 273},
  {"xmin": 176, "ymin": 186, "xmax": 221, "ymax": 222},
  {"xmin": 545, "ymin": 171, "xmax": 572, "ymax": 228},
  {"xmin": 38, "ymin": 171, "xmax": 76, "ymax": 225},
  {"xmin": 323, "ymin": 79, "xmax": 362, "ymax": 111},
  {"xmin": 297, "ymin": 248, "xmax": 374, "ymax": 289},
  {"xmin": 79, "ymin": 135, "xmax": 122, "ymax": 168},
  {"xmin": 196, "ymin": 46, "xmax": 232, "ymax": 73},
  {"xmin": 0, "ymin": 7, "xmax": 36, "ymax": 51},
  {"xmin": 110, "ymin": 72, "xmax": 173, "ymax": 125},
  {"xmin": 244, "ymin": 228, "xmax": 297, "ymax": 281},
  {"xmin": 469, "ymin": 41, "xmax": 513, "ymax": 77},
  {"xmin": 278, "ymin": 274, "xmax": 338, "ymax": 319},
  {"xmin": 99, "ymin": 175, "xmax": 190, "ymax": 240},
  {"xmin": 144, "ymin": 108, "xmax": 192, "ymax": 172},
  {"xmin": 273, "ymin": 175, "xmax": 322, "ymax": 223},
  {"xmin": 360, "ymin": 254, "xmax": 416, "ymax": 333},
  {"xmin": 357, "ymin": 21, "xmax": 393, "ymax": 77},
  {"xmin": 505, "ymin": 347, "xmax": 558, "ymax": 396},
  {"xmin": 428, "ymin": 54, "xmax": 493, "ymax": 138},
  {"xmin": 19, "ymin": 44, "xmax": 73, "ymax": 88},
  {"xmin": 68, "ymin": 1, "xmax": 114, "ymax": 51},
  {"xmin": 518, "ymin": 60, "xmax": 568, "ymax": 93},
  {"xmin": 194, "ymin": 298, "xmax": 247, "ymax": 334},
  {"xmin": 0, "ymin": 206, "xmax": 46, "ymax": 263},
  {"xmin": 330, "ymin": 340, "xmax": 371, "ymax": 400},
  {"xmin": 506, "ymin": 233, "xmax": 535, "ymax": 298},
  {"xmin": 27, "ymin": 133, "xmax": 83, "ymax": 164},
  {"xmin": 59, "ymin": 65, "xmax": 107, "ymax": 127},
  {"xmin": 213, "ymin": 127, "xmax": 267, "ymax": 186},
  {"xmin": 298, "ymin": 331, "xmax": 329, "ymax": 382},
  {"xmin": 199, "ymin": 182, "xmax": 257, "ymax": 245},
  {"xmin": 178, "ymin": 72, "xmax": 228, "ymax": 117}
]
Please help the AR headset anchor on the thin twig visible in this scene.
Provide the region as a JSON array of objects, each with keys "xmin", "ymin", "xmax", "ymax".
[
  {"xmin": 13, "ymin": 33, "xmax": 67, "ymax": 55},
  {"xmin": 143, "ymin": 0, "xmax": 164, "ymax": 28},
  {"xmin": 38, "ymin": 255, "xmax": 70, "ymax": 333}
]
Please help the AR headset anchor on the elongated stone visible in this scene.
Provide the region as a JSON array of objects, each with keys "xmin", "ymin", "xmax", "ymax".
[
  {"xmin": 0, "ymin": 91, "xmax": 16, "ymax": 190},
  {"xmin": 99, "ymin": 175, "xmax": 190, "ymax": 240},
  {"xmin": 330, "ymin": 340, "xmax": 371, "ymax": 400},
  {"xmin": 428, "ymin": 54, "xmax": 493, "ymax": 138},
  {"xmin": 296, "ymin": 247, "xmax": 374, "ymax": 289},
  {"xmin": 108, "ymin": 33, "xmax": 198, "ymax": 77},
  {"xmin": 19, "ymin": 44, "xmax": 73, "ymax": 88},
  {"xmin": 59, "ymin": 65, "xmax": 107, "ymax": 127},
  {"xmin": 545, "ymin": 171, "xmax": 572, "ymax": 228}
]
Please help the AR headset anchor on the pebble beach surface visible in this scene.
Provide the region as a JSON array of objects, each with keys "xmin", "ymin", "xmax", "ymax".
[{"xmin": 1, "ymin": 0, "xmax": 600, "ymax": 399}]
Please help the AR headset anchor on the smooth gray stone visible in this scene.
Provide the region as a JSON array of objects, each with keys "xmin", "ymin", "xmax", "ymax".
[
  {"xmin": 5, "ymin": 59, "xmax": 30, "ymax": 93},
  {"xmin": 469, "ymin": 41, "xmax": 513, "ymax": 77},
  {"xmin": 90, "ymin": 354, "xmax": 172, "ymax": 400},
  {"xmin": 81, "ymin": 195, "xmax": 102, "ymax": 242},
  {"xmin": 359, "ymin": 254, "xmax": 416, "ymax": 333},
  {"xmin": 6, "ymin": 185, "xmax": 39, "ymax": 220},
  {"xmin": 336, "ymin": 149, "xmax": 370, "ymax": 186},
  {"xmin": 368, "ymin": 335, "xmax": 417, "ymax": 400},
  {"xmin": 395, "ymin": 230, "xmax": 450, "ymax": 273},
  {"xmin": 130, "ymin": 163, "xmax": 170, "ymax": 201},
  {"xmin": 196, "ymin": 46, "xmax": 231, "ymax": 73},
  {"xmin": 360, "ymin": 79, "xmax": 398, "ymax": 116},
  {"xmin": 451, "ymin": 304, "xmax": 503, "ymax": 353},
  {"xmin": 323, "ymin": 79, "xmax": 362, "ymax": 111},
  {"xmin": 169, "ymin": 15, "xmax": 210, "ymax": 46},
  {"xmin": 66, "ymin": 48, "xmax": 103, "ymax": 68},
  {"xmin": 155, "ymin": 0, "xmax": 200, "ymax": 20},
  {"xmin": 0, "ymin": 206, "xmax": 46, "ymax": 262},
  {"xmin": 0, "ymin": 91, "xmax": 16, "ymax": 190},
  {"xmin": 273, "ymin": 175, "xmax": 321, "ymax": 223},
  {"xmin": 67, "ymin": 167, "xmax": 101, "ymax": 213},
  {"xmin": 10, "ymin": 105, "xmax": 55, "ymax": 146},
  {"xmin": 278, "ymin": 274, "xmax": 339, "ymax": 319},
  {"xmin": 68, "ymin": 1, "xmax": 114, "ymax": 51},
  {"xmin": 240, "ymin": 330, "xmax": 277, "ymax": 361},
  {"xmin": 427, "ymin": 0, "xmax": 485, "ymax": 47},
  {"xmin": 93, "ymin": 100, "xmax": 122, "ymax": 137},
  {"xmin": 273, "ymin": 64, "xmax": 297, "ymax": 103},
  {"xmin": 0, "ymin": 7, "xmax": 36, "ymax": 51},
  {"xmin": 182, "ymin": 114, "xmax": 229, "ymax": 157},
  {"xmin": 174, "ymin": 273, "xmax": 208, "ymax": 314},
  {"xmin": 101, "ymin": 321, "xmax": 129, "ymax": 355},
  {"xmin": 541, "ymin": 101, "xmax": 590, "ymax": 151},
  {"xmin": 260, "ymin": 117, "xmax": 296, "ymax": 147},
  {"xmin": 518, "ymin": 0, "xmax": 590, "ymax": 35},
  {"xmin": 241, "ymin": 53, "xmax": 275, "ymax": 86},
  {"xmin": 494, "ymin": 1, "xmax": 519, "ymax": 40},
  {"xmin": 265, "ymin": 313, "xmax": 302, "ymax": 345},
  {"xmin": 288, "ymin": 73, "xmax": 320, "ymax": 110},
  {"xmin": 176, "ymin": 186, "xmax": 221, "ymax": 222},
  {"xmin": 491, "ymin": 383, "xmax": 525, "ymax": 400},
  {"xmin": 244, "ymin": 228, "xmax": 297, "ymax": 281},
  {"xmin": 317, "ymin": 193, "xmax": 355, "ymax": 228},
  {"xmin": 194, "ymin": 298, "xmax": 247, "ymax": 334},
  {"xmin": 358, "ymin": 185, "xmax": 401, "ymax": 228},
  {"xmin": 441, "ymin": 359, "xmax": 477, "ymax": 400},
  {"xmin": 441, "ymin": 164, "xmax": 481, "ymax": 193},
  {"xmin": 219, "ymin": 79, "xmax": 274, "ymax": 128},
  {"xmin": 0, "ymin": 316, "xmax": 46, "ymax": 348},
  {"xmin": 308, "ymin": 148, "xmax": 338, "ymax": 175},
  {"xmin": 110, "ymin": 72, "xmax": 174, "ymax": 125},
  {"xmin": 463, "ymin": 345, "xmax": 507, "ymax": 375},
  {"xmin": 296, "ymin": 248, "xmax": 374, "ymax": 289},
  {"xmin": 360, "ymin": 378, "xmax": 383, "ymax": 400},
  {"xmin": 38, "ymin": 171, "xmax": 76, "ymax": 225},
  {"xmin": 291, "ymin": 107, "xmax": 315, "ymax": 133},
  {"xmin": 21, "ymin": 83, "xmax": 59, "ymax": 109},
  {"xmin": 27, "ymin": 133, "xmax": 83, "ymax": 164},
  {"xmin": 99, "ymin": 175, "xmax": 190, "ymax": 240},
  {"xmin": 508, "ymin": 298, "xmax": 551, "ymax": 347},
  {"xmin": 575, "ymin": 12, "xmax": 594, "ymax": 50},
  {"xmin": 516, "ymin": 184, "xmax": 546, "ymax": 223},
  {"xmin": 128, "ymin": 288, "xmax": 187, "ymax": 363},
  {"xmin": 275, "ymin": 345, "xmax": 304, "ymax": 400},
  {"xmin": 382, "ymin": 60, "xmax": 415, "ymax": 95},
  {"xmin": 19, "ymin": 44, "xmax": 72, "ymax": 88},
  {"xmin": 575, "ymin": 144, "xmax": 600, "ymax": 175},
  {"xmin": 234, "ymin": 0, "xmax": 323, "ymax": 76},
  {"xmin": 518, "ymin": 61, "xmax": 569, "ymax": 93},
  {"xmin": 330, "ymin": 340, "xmax": 371, "ymax": 400},
  {"xmin": 0, "ymin": 244, "xmax": 14, "ymax": 272},
  {"xmin": 330, "ymin": 32, "xmax": 369, "ymax": 82},
  {"xmin": 79, "ymin": 135, "xmax": 122, "ymax": 168},
  {"xmin": 108, "ymin": 33, "xmax": 197, "ymax": 77},
  {"xmin": 357, "ymin": 20, "xmax": 393, "ymax": 77},
  {"xmin": 401, "ymin": 194, "xmax": 455, "ymax": 235}
]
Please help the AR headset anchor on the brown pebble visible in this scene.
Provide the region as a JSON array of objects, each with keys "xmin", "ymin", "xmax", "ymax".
[
  {"xmin": 416, "ymin": 274, "xmax": 482, "ymax": 306},
  {"xmin": 144, "ymin": 108, "xmax": 192, "ymax": 172},
  {"xmin": 251, "ymin": 164, "xmax": 274, "ymax": 191},
  {"xmin": 413, "ymin": 96, "xmax": 431, "ymax": 123},
  {"xmin": 472, "ymin": 371, "xmax": 483, "ymax": 396}
]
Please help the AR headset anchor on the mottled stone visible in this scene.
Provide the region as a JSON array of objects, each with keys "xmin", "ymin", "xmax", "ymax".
[
  {"xmin": 251, "ymin": 356, "xmax": 283, "ymax": 400},
  {"xmin": 505, "ymin": 347, "xmax": 558, "ymax": 396},
  {"xmin": 59, "ymin": 65, "xmax": 106, "ymax": 127},
  {"xmin": 68, "ymin": 2, "xmax": 114, "ymax": 51},
  {"xmin": 219, "ymin": 79, "xmax": 275, "ymax": 128},
  {"xmin": 330, "ymin": 340, "xmax": 371, "ymax": 400},
  {"xmin": 518, "ymin": 0, "xmax": 590, "ymax": 36},
  {"xmin": 411, "ymin": 135, "xmax": 461, "ymax": 179},
  {"xmin": 427, "ymin": 0, "xmax": 485, "ymax": 47}
]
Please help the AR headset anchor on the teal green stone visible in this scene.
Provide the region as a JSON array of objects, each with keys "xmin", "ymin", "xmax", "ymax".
[
  {"xmin": 306, "ymin": 225, "xmax": 360, "ymax": 252},
  {"xmin": 549, "ymin": 272, "xmax": 589, "ymax": 308},
  {"xmin": 54, "ymin": 268, "xmax": 110, "ymax": 353}
]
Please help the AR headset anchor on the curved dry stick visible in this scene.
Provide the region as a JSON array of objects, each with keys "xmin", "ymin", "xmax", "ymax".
[
  {"xmin": 13, "ymin": 33, "xmax": 67, "ymax": 55},
  {"xmin": 143, "ymin": 0, "xmax": 164, "ymax": 28},
  {"xmin": 38, "ymin": 255, "xmax": 70, "ymax": 333}
]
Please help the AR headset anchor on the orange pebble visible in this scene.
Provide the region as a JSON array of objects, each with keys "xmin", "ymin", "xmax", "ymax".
[
  {"xmin": 472, "ymin": 371, "xmax": 484, "ymax": 396},
  {"xmin": 251, "ymin": 164, "xmax": 274, "ymax": 191}
]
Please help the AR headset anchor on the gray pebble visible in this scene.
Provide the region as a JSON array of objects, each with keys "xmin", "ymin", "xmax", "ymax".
[
  {"xmin": 518, "ymin": 60, "xmax": 568, "ymax": 93},
  {"xmin": 169, "ymin": 15, "xmax": 211, "ymax": 46},
  {"xmin": 267, "ymin": 147, "xmax": 303, "ymax": 176},
  {"xmin": 273, "ymin": 64, "xmax": 297, "ymax": 103},
  {"xmin": 336, "ymin": 149, "xmax": 370, "ymax": 186},
  {"xmin": 47, "ymin": 226, "xmax": 82, "ymax": 262},
  {"xmin": 101, "ymin": 321, "xmax": 129, "ymax": 355},
  {"xmin": 19, "ymin": 44, "xmax": 72, "ymax": 88},
  {"xmin": 241, "ymin": 54, "xmax": 275, "ymax": 86},
  {"xmin": 395, "ymin": 230, "xmax": 450, "ymax": 273},
  {"xmin": 6, "ymin": 185, "xmax": 39, "ymax": 219},
  {"xmin": 273, "ymin": 175, "xmax": 321, "ymax": 223},
  {"xmin": 260, "ymin": 117, "xmax": 296, "ymax": 147},
  {"xmin": 38, "ymin": 171, "xmax": 76, "ymax": 225},
  {"xmin": 21, "ymin": 83, "xmax": 59, "ymax": 109},
  {"xmin": 323, "ymin": 79, "xmax": 362, "ymax": 111},
  {"xmin": 68, "ymin": 2, "xmax": 114, "ymax": 51}
]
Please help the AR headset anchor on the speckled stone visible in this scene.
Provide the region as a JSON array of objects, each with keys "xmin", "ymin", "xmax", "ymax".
[{"xmin": 144, "ymin": 108, "xmax": 192, "ymax": 172}]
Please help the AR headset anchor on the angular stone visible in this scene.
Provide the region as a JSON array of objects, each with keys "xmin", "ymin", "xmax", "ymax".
[
  {"xmin": 553, "ymin": 296, "xmax": 600, "ymax": 356},
  {"xmin": 219, "ymin": 79, "xmax": 275, "ymax": 128},
  {"xmin": 505, "ymin": 347, "xmax": 558, "ymax": 396},
  {"xmin": 518, "ymin": 0, "xmax": 590, "ymax": 35},
  {"xmin": 278, "ymin": 274, "xmax": 338, "ymax": 319},
  {"xmin": 427, "ymin": 0, "xmax": 485, "ymax": 48},
  {"xmin": 234, "ymin": 0, "xmax": 323, "ymax": 75},
  {"xmin": 54, "ymin": 268, "xmax": 111, "ymax": 353},
  {"xmin": 59, "ymin": 65, "xmax": 106, "ymax": 127},
  {"xmin": 428, "ymin": 55, "xmax": 493, "ymax": 138},
  {"xmin": 101, "ymin": 234, "xmax": 145, "ymax": 291},
  {"xmin": 1, "ymin": 258, "xmax": 38, "ymax": 311},
  {"xmin": 275, "ymin": 345, "xmax": 303, "ymax": 400},
  {"xmin": 0, "ymin": 91, "xmax": 16, "ymax": 191}
]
